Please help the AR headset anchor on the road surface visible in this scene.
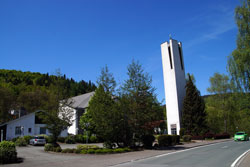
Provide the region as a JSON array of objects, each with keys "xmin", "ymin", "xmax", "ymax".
[{"xmin": 112, "ymin": 140, "xmax": 250, "ymax": 167}]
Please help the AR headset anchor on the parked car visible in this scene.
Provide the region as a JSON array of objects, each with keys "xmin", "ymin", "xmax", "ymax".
[
  {"xmin": 29, "ymin": 136, "xmax": 46, "ymax": 145},
  {"xmin": 234, "ymin": 132, "xmax": 249, "ymax": 141}
]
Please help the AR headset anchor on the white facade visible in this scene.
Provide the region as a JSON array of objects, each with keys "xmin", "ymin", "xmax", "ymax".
[
  {"xmin": 161, "ymin": 39, "xmax": 186, "ymax": 135},
  {"xmin": 0, "ymin": 111, "xmax": 67, "ymax": 141},
  {"xmin": 67, "ymin": 108, "xmax": 77, "ymax": 135}
]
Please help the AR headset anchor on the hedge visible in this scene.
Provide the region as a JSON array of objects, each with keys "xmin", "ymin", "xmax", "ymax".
[
  {"xmin": 0, "ymin": 141, "xmax": 17, "ymax": 164},
  {"xmin": 15, "ymin": 137, "xmax": 28, "ymax": 146},
  {"xmin": 158, "ymin": 135, "xmax": 181, "ymax": 146},
  {"xmin": 182, "ymin": 135, "xmax": 192, "ymax": 142}
]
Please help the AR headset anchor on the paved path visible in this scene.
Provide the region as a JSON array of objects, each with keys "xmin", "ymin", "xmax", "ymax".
[
  {"xmin": 4, "ymin": 139, "xmax": 234, "ymax": 167},
  {"xmin": 112, "ymin": 140, "xmax": 250, "ymax": 167}
]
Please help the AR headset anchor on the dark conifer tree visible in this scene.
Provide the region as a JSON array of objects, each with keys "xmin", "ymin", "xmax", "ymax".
[{"xmin": 182, "ymin": 74, "xmax": 207, "ymax": 135}]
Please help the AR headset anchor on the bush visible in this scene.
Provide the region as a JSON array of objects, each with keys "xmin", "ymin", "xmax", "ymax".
[
  {"xmin": 74, "ymin": 148, "xmax": 81, "ymax": 154},
  {"xmin": 65, "ymin": 136, "xmax": 76, "ymax": 144},
  {"xmin": 214, "ymin": 133, "xmax": 230, "ymax": 139},
  {"xmin": 44, "ymin": 143, "xmax": 61, "ymax": 152},
  {"xmin": 87, "ymin": 149, "xmax": 96, "ymax": 154},
  {"xmin": 171, "ymin": 135, "xmax": 180, "ymax": 145},
  {"xmin": 54, "ymin": 147, "xmax": 62, "ymax": 152},
  {"xmin": 11, "ymin": 137, "xmax": 20, "ymax": 142},
  {"xmin": 103, "ymin": 141, "xmax": 115, "ymax": 149},
  {"xmin": 204, "ymin": 132, "xmax": 214, "ymax": 139},
  {"xmin": 75, "ymin": 135, "xmax": 85, "ymax": 143},
  {"xmin": 191, "ymin": 136, "xmax": 204, "ymax": 140},
  {"xmin": 44, "ymin": 143, "xmax": 54, "ymax": 151},
  {"xmin": 57, "ymin": 137, "xmax": 66, "ymax": 143},
  {"xmin": 182, "ymin": 135, "xmax": 192, "ymax": 142},
  {"xmin": 158, "ymin": 135, "xmax": 172, "ymax": 146},
  {"xmin": 76, "ymin": 145, "xmax": 99, "ymax": 150},
  {"xmin": 142, "ymin": 134, "xmax": 155, "ymax": 148},
  {"xmin": 0, "ymin": 141, "xmax": 17, "ymax": 164},
  {"xmin": 90, "ymin": 135, "xmax": 97, "ymax": 143},
  {"xmin": 23, "ymin": 135, "xmax": 33, "ymax": 143},
  {"xmin": 15, "ymin": 137, "xmax": 28, "ymax": 146},
  {"xmin": 61, "ymin": 148, "xmax": 75, "ymax": 153}
]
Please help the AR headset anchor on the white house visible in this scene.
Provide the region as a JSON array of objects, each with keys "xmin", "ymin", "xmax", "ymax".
[
  {"xmin": 0, "ymin": 111, "xmax": 54, "ymax": 141},
  {"xmin": 0, "ymin": 92, "xmax": 94, "ymax": 141},
  {"xmin": 66, "ymin": 92, "xmax": 95, "ymax": 135}
]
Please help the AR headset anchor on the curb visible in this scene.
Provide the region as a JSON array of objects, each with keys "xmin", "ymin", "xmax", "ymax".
[{"xmin": 231, "ymin": 149, "xmax": 250, "ymax": 167}]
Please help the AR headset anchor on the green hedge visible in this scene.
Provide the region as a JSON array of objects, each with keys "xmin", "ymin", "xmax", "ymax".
[
  {"xmin": 15, "ymin": 137, "xmax": 28, "ymax": 147},
  {"xmin": 157, "ymin": 135, "xmax": 180, "ymax": 147},
  {"xmin": 0, "ymin": 141, "xmax": 17, "ymax": 164},
  {"xmin": 44, "ymin": 143, "xmax": 62, "ymax": 152},
  {"xmin": 182, "ymin": 135, "xmax": 192, "ymax": 142},
  {"xmin": 65, "ymin": 136, "xmax": 76, "ymax": 144}
]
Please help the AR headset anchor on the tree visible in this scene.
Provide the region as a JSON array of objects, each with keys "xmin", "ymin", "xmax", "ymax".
[
  {"xmin": 121, "ymin": 60, "xmax": 164, "ymax": 144},
  {"xmin": 38, "ymin": 70, "xmax": 74, "ymax": 146},
  {"xmin": 97, "ymin": 65, "xmax": 116, "ymax": 94},
  {"xmin": 80, "ymin": 66, "xmax": 124, "ymax": 147},
  {"xmin": 227, "ymin": 0, "xmax": 250, "ymax": 92},
  {"xmin": 182, "ymin": 74, "xmax": 207, "ymax": 135},
  {"xmin": 226, "ymin": 0, "xmax": 250, "ymax": 135},
  {"xmin": 207, "ymin": 73, "xmax": 234, "ymax": 133},
  {"xmin": 0, "ymin": 87, "xmax": 15, "ymax": 124}
]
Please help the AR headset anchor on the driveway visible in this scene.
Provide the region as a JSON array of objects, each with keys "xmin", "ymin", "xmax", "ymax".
[{"xmin": 4, "ymin": 139, "xmax": 232, "ymax": 167}]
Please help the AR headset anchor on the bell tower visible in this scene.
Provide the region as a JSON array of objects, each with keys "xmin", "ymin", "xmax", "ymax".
[{"xmin": 161, "ymin": 39, "xmax": 186, "ymax": 135}]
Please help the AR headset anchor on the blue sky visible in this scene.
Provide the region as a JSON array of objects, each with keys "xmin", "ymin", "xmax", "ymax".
[{"xmin": 0, "ymin": 0, "xmax": 240, "ymax": 103}]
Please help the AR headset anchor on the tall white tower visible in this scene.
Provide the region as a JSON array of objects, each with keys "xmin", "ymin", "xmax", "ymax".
[{"xmin": 161, "ymin": 39, "xmax": 186, "ymax": 135}]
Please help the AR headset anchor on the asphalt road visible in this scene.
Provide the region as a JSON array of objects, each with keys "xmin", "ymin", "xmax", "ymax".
[{"xmin": 112, "ymin": 141, "xmax": 250, "ymax": 167}]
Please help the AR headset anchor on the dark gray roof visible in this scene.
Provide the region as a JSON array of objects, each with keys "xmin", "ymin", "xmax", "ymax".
[{"xmin": 69, "ymin": 92, "xmax": 95, "ymax": 109}]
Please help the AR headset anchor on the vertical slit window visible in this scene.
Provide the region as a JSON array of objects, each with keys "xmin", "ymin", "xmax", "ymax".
[
  {"xmin": 168, "ymin": 46, "xmax": 173, "ymax": 69},
  {"xmin": 178, "ymin": 45, "xmax": 184, "ymax": 70}
]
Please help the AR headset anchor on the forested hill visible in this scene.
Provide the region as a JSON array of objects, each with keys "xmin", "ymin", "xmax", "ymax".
[
  {"xmin": 0, "ymin": 69, "xmax": 96, "ymax": 123},
  {"xmin": 0, "ymin": 69, "xmax": 96, "ymax": 96}
]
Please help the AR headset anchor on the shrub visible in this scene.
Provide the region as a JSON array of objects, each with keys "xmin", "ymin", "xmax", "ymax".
[
  {"xmin": 74, "ymin": 148, "xmax": 81, "ymax": 154},
  {"xmin": 158, "ymin": 135, "xmax": 172, "ymax": 146},
  {"xmin": 113, "ymin": 148, "xmax": 125, "ymax": 153},
  {"xmin": 191, "ymin": 136, "xmax": 204, "ymax": 140},
  {"xmin": 76, "ymin": 145, "xmax": 99, "ymax": 150},
  {"xmin": 90, "ymin": 135, "xmax": 97, "ymax": 143},
  {"xmin": 142, "ymin": 134, "xmax": 155, "ymax": 148},
  {"xmin": 182, "ymin": 135, "xmax": 192, "ymax": 142},
  {"xmin": 61, "ymin": 148, "xmax": 75, "ymax": 153},
  {"xmin": 65, "ymin": 136, "xmax": 76, "ymax": 144},
  {"xmin": 103, "ymin": 141, "xmax": 115, "ymax": 149},
  {"xmin": 204, "ymin": 132, "xmax": 214, "ymax": 139},
  {"xmin": 55, "ymin": 147, "xmax": 62, "ymax": 152},
  {"xmin": 87, "ymin": 149, "xmax": 96, "ymax": 154},
  {"xmin": 57, "ymin": 137, "xmax": 66, "ymax": 143},
  {"xmin": 23, "ymin": 135, "xmax": 33, "ymax": 143},
  {"xmin": 44, "ymin": 143, "xmax": 54, "ymax": 151},
  {"xmin": 214, "ymin": 133, "xmax": 230, "ymax": 139},
  {"xmin": 11, "ymin": 137, "xmax": 20, "ymax": 142},
  {"xmin": 75, "ymin": 135, "xmax": 85, "ymax": 143},
  {"xmin": 171, "ymin": 135, "xmax": 180, "ymax": 145},
  {"xmin": 0, "ymin": 141, "xmax": 17, "ymax": 164},
  {"xmin": 15, "ymin": 137, "xmax": 28, "ymax": 146},
  {"xmin": 80, "ymin": 149, "xmax": 87, "ymax": 154}
]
